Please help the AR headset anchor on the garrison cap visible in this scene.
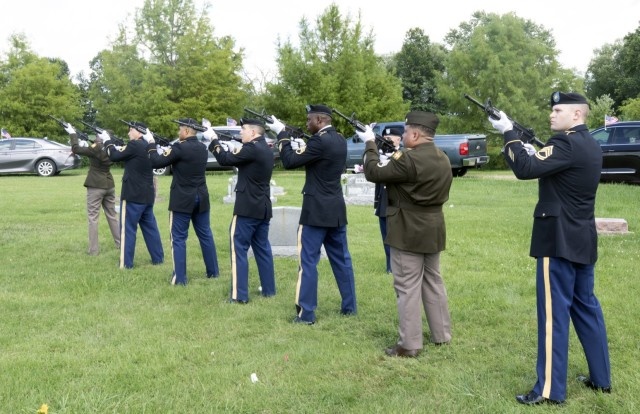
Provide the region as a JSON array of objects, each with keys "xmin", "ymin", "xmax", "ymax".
[
  {"xmin": 405, "ymin": 111, "xmax": 439, "ymax": 131},
  {"xmin": 172, "ymin": 118, "xmax": 201, "ymax": 129},
  {"xmin": 383, "ymin": 126, "xmax": 404, "ymax": 137},
  {"xmin": 239, "ymin": 118, "xmax": 265, "ymax": 127},
  {"xmin": 550, "ymin": 91, "xmax": 589, "ymax": 108},
  {"xmin": 305, "ymin": 104, "xmax": 332, "ymax": 117}
]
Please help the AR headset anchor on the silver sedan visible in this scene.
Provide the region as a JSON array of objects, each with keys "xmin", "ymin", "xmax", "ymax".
[{"xmin": 0, "ymin": 137, "xmax": 81, "ymax": 177}]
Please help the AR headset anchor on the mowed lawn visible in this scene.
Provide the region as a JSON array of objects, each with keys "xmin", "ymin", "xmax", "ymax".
[{"xmin": 0, "ymin": 168, "xmax": 638, "ymax": 413}]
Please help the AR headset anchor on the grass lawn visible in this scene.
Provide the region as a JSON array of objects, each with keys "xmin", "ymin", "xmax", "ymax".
[{"xmin": 0, "ymin": 168, "xmax": 638, "ymax": 413}]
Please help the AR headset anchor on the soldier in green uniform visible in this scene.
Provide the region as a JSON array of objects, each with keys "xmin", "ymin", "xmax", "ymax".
[
  {"xmin": 64, "ymin": 123, "xmax": 120, "ymax": 255},
  {"xmin": 360, "ymin": 111, "xmax": 453, "ymax": 357}
]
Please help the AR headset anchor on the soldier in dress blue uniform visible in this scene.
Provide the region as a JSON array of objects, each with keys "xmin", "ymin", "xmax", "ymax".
[
  {"xmin": 267, "ymin": 104, "xmax": 357, "ymax": 325},
  {"xmin": 103, "ymin": 121, "xmax": 164, "ymax": 269},
  {"xmin": 205, "ymin": 118, "xmax": 275, "ymax": 303},
  {"xmin": 360, "ymin": 112, "xmax": 453, "ymax": 358},
  {"xmin": 373, "ymin": 127, "xmax": 403, "ymax": 274},
  {"xmin": 489, "ymin": 91, "xmax": 611, "ymax": 405},
  {"xmin": 147, "ymin": 118, "xmax": 219, "ymax": 285}
]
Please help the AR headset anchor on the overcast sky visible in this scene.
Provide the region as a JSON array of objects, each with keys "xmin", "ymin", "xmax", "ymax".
[{"xmin": 1, "ymin": 0, "xmax": 639, "ymax": 80}]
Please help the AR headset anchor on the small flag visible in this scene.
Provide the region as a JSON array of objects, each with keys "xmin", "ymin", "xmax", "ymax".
[
  {"xmin": 605, "ymin": 115, "xmax": 618, "ymax": 126},
  {"xmin": 226, "ymin": 118, "xmax": 237, "ymax": 126},
  {"xmin": 1, "ymin": 128, "xmax": 11, "ymax": 139}
]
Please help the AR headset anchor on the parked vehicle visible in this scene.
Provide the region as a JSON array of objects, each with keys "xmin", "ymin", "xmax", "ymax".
[
  {"xmin": 591, "ymin": 121, "xmax": 640, "ymax": 184},
  {"xmin": 153, "ymin": 126, "xmax": 279, "ymax": 176},
  {"xmin": 0, "ymin": 137, "xmax": 81, "ymax": 177},
  {"xmin": 344, "ymin": 121, "xmax": 489, "ymax": 176}
]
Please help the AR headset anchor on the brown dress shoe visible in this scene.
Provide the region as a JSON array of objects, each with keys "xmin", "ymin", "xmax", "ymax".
[{"xmin": 384, "ymin": 345, "xmax": 421, "ymax": 358}]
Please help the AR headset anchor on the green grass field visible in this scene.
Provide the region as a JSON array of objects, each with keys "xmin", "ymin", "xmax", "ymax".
[{"xmin": 1, "ymin": 168, "xmax": 638, "ymax": 413}]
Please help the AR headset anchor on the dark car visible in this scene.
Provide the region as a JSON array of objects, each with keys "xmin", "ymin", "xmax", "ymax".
[
  {"xmin": 0, "ymin": 137, "xmax": 81, "ymax": 177},
  {"xmin": 153, "ymin": 126, "xmax": 279, "ymax": 176},
  {"xmin": 591, "ymin": 121, "xmax": 640, "ymax": 184}
]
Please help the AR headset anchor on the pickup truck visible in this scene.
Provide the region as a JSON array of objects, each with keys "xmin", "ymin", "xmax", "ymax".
[
  {"xmin": 590, "ymin": 121, "xmax": 640, "ymax": 184},
  {"xmin": 344, "ymin": 121, "xmax": 490, "ymax": 177}
]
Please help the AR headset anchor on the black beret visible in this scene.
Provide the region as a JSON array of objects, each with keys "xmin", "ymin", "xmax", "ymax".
[
  {"xmin": 405, "ymin": 111, "xmax": 439, "ymax": 131},
  {"xmin": 550, "ymin": 91, "xmax": 589, "ymax": 108},
  {"xmin": 305, "ymin": 104, "xmax": 332, "ymax": 117},
  {"xmin": 172, "ymin": 118, "xmax": 201, "ymax": 129},
  {"xmin": 239, "ymin": 118, "xmax": 265, "ymax": 127},
  {"xmin": 383, "ymin": 126, "xmax": 404, "ymax": 137}
]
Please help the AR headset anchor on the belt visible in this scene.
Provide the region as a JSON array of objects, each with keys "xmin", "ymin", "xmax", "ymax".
[{"xmin": 388, "ymin": 201, "xmax": 442, "ymax": 213}]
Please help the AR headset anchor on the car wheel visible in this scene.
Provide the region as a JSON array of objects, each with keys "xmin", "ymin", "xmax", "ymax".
[
  {"xmin": 36, "ymin": 159, "xmax": 57, "ymax": 177},
  {"xmin": 452, "ymin": 168, "xmax": 467, "ymax": 177},
  {"xmin": 153, "ymin": 166, "xmax": 171, "ymax": 176}
]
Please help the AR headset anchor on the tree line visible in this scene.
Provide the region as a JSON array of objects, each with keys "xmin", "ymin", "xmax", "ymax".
[{"xmin": 1, "ymin": 0, "xmax": 639, "ymax": 166}]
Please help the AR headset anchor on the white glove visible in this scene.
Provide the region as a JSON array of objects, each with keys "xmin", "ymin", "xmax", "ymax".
[
  {"xmin": 356, "ymin": 125, "xmax": 375, "ymax": 143},
  {"xmin": 143, "ymin": 128, "xmax": 155, "ymax": 143},
  {"xmin": 203, "ymin": 126, "xmax": 218, "ymax": 140},
  {"xmin": 78, "ymin": 140, "xmax": 89, "ymax": 148},
  {"xmin": 226, "ymin": 140, "xmax": 243, "ymax": 153},
  {"xmin": 488, "ymin": 111, "xmax": 513, "ymax": 134},
  {"xmin": 353, "ymin": 164, "xmax": 364, "ymax": 173},
  {"xmin": 379, "ymin": 152, "xmax": 391, "ymax": 163},
  {"xmin": 97, "ymin": 130, "xmax": 111, "ymax": 143},
  {"xmin": 290, "ymin": 137, "xmax": 306, "ymax": 150},
  {"xmin": 266, "ymin": 115, "xmax": 285, "ymax": 134},
  {"xmin": 523, "ymin": 143, "xmax": 536, "ymax": 156},
  {"xmin": 63, "ymin": 122, "xmax": 76, "ymax": 135}
]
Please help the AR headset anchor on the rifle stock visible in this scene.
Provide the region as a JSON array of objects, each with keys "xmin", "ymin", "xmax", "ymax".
[{"xmin": 464, "ymin": 94, "xmax": 545, "ymax": 148}]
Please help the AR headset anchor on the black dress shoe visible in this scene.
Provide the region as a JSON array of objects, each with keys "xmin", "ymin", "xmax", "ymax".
[
  {"xmin": 229, "ymin": 299, "xmax": 248, "ymax": 304},
  {"xmin": 292, "ymin": 316, "xmax": 315, "ymax": 325},
  {"xmin": 577, "ymin": 375, "xmax": 611, "ymax": 393},
  {"xmin": 384, "ymin": 345, "xmax": 421, "ymax": 358},
  {"xmin": 515, "ymin": 390, "xmax": 563, "ymax": 405}
]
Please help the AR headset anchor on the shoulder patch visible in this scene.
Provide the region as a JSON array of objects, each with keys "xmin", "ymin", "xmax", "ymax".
[
  {"xmin": 534, "ymin": 146, "xmax": 553, "ymax": 160},
  {"xmin": 391, "ymin": 151, "xmax": 403, "ymax": 160},
  {"xmin": 318, "ymin": 131, "xmax": 327, "ymax": 136},
  {"xmin": 162, "ymin": 148, "xmax": 173, "ymax": 157}
]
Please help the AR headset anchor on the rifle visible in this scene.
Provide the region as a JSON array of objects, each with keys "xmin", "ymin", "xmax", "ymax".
[
  {"xmin": 243, "ymin": 108, "xmax": 311, "ymax": 139},
  {"xmin": 49, "ymin": 115, "xmax": 91, "ymax": 141},
  {"xmin": 80, "ymin": 120, "xmax": 125, "ymax": 146},
  {"xmin": 331, "ymin": 108, "xmax": 396, "ymax": 154},
  {"xmin": 464, "ymin": 94, "xmax": 545, "ymax": 148},
  {"xmin": 118, "ymin": 119, "xmax": 172, "ymax": 146}
]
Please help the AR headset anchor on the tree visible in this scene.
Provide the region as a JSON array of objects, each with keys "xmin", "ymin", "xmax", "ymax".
[
  {"xmin": 87, "ymin": 0, "xmax": 248, "ymax": 137},
  {"xmin": 435, "ymin": 12, "xmax": 582, "ymax": 169},
  {"xmin": 587, "ymin": 94, "xmax": 616, "ymax": 129},
  {"xmin": 392, "ymin": 28, "xmax": 446, "ymax": 113},
  {"xmin": 584, "ymin": 42, "xmax": 622, "ymax": 105},
  {"xmin": 619, "ymin": 98, "xmax": 640, "ymax": 120},
  {"xmin": 0, "ymin": 34, "xmax": 82, "ymax": 141},
  {"xmin": 262, "ymin": 4, "xmax": 408, "ymax": 132}
]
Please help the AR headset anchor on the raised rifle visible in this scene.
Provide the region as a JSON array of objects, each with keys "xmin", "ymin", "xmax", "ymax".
[
  {"xmin": 464, "ymin": 94, "xmax": 545, "ymax": 148},
  {"xmin": 80, "ymin": 120, "xmax": 125, "ymax": 146},
  {"xmin": 331, "ymin": 108, "xmax": 396, "ymax": 154},
  {"xmin": 243, "ymin": 108, "xmax": 311, "ymax": 139},
  {"xmin": 49, "ymin": 115, "xmax": 91, "ymax": 141}
]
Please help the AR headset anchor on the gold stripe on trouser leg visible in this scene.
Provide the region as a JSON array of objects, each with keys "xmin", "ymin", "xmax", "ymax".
[
  {"xmin": 294, "ymin": 224, "xmax": 303, "ymax": 314},
  {"xmin": 119, "ymin": 200, "xmax": 127, "ymax": 269},
  {"xmin": 542, "ymin": 257, "xmax": 553, "ymax": 398},
  {"xmin": 230, "ymin": 215, "xmax": 238, "ymax": 299},
  {"xmin": 169, "ymin": 211, "xmax": 176, "ymax": 285}
]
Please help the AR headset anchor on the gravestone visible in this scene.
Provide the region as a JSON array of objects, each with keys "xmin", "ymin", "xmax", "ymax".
[
  {"xmin": 342, "ymin": 173, "xmax": 375, "ymax": 205},
  {"xmin": 595, "ymin": 218, "xmax": 630, "ymax": 234},
  {"xmin": 223, "ymin": 175, "xmax": 279, "ymax": 204},
  {"xmin": 248, "ymin": 206, "xmax": 326, "ymax": 258}
]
